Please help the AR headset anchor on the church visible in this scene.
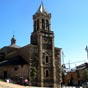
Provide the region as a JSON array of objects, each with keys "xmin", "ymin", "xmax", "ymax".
[{"xmin": 0, "ymin": 3, "xmax": 62, "ymax": 88}]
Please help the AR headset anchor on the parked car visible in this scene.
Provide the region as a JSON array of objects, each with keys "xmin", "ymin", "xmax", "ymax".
[
  {"xmin": 5, "ymin": 78, "xmax": 12, "ymax": 83},
  {"xmin": 82, "ymin": 82, "xmax": 88, "ymax": 88}
]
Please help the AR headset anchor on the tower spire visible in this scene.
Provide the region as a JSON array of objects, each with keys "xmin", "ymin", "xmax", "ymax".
[{"xmin": 35, "ymin": 2, "xmax": 48, "ymax": 14}]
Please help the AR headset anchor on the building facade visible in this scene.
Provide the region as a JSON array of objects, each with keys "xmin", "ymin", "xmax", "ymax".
[{"xmin": 0, "ymin": 3, "xmax": 62, "ymax": 88}]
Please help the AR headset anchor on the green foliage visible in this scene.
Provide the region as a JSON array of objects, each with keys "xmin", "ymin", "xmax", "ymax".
[
  {"xmin": 77, "ymin": 71, "xmax": 80, "ymax": 77},
  {"xmin": 62, "ymin": 70, "xmax": 67, "ymax": 84},
  {"xmin": 83, "ymin": 69, "xmax": 88, "ymax": 81},
  {"xmin": 31, "ymin": 67, "xmax": 37, "ymax": 80},
  {"xmin": 62, "ymin": 71, "xmax": 65, "ymax": 80}
]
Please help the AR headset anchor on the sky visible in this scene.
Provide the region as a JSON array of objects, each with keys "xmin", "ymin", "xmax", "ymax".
[{"xmin": 0, "ymin": 0, "xmax": 88, "ymax": 68}]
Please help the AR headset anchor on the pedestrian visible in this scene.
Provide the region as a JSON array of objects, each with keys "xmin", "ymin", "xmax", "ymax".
[{"xmin": 24, "ymin": 78, "xmax": 28, "ymax": 86}]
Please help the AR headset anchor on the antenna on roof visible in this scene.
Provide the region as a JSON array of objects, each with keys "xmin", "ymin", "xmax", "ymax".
[{"xmin": 85, "ymin": 45, "xmax": 88, "ymax": 61}]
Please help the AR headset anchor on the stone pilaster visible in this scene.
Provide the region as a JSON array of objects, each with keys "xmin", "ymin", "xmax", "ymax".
[
  {"xmin": 28, "ymin": 50, "xmax": 32, "ymax": 86},
  {"xmin": 52, "ymin": 37, "xmax": 56, "ymax": 88},
  {"xmin": 57, "ymin": 51, "xmax": 62, "ymax": 86},
  {"xmin": 55, "ymin": 48, "xmax": 62, "ymax": 88},
  {"xmin": 39, "ymin": 34, "xmax": 43, "ymax": 87},
  {"xmin": 39, "ymin": 19, "xmax": 42, "ymax": 30},
  {"xmin": 49, "ymin": 19, "xmax": 51, "ymax": 31}
]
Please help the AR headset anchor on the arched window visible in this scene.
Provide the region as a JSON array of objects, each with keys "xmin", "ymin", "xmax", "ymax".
[
  {"xmin": 46, "ymin": 20, "xmax": 49, "ymax": 30},
  {"xmin": 37, "ymin": 19, "xmax": 39, "ymax": 30},
  {"xmin": 46, "ymin": 56, "xmax": 49, "ymax": 63},
  {"xmin": 42, "ymin": 19, "xmax": 45, "ymax": 29},
  {"xmin": 34, "ymin": 21, "xmax": 36, "ymax": 32},
  {"xmin": 45, "ymin": 69, "xmax": 49, "ymax": 77}
]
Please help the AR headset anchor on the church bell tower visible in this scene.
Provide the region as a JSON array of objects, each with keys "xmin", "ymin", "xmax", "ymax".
[
  {"xmin": 31, "ymin": 2, "xmax": 51, "ymax": 45},
  {"xmin": 30, "ymin": 2, "xmax": 60, "ymax": 88}
]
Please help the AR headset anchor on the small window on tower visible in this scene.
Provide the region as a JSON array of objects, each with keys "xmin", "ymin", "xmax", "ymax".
[
  {"xmin": 46, "ymin": 20, "xmax": 49, "ymax": 30},
  {"xmin": 46, "ymin": 56, "xmax": 49, "ymax": 63},
  {"xmin": 42, "ymin": 19, "xmax": 45, "ymax": 29},
  {"xmin": 34, "ymin": 21, "xmax": 36, "ymax": 32},
  {"xmin": 45, "ymin": 69, "xmax": 49, "ymax": 77},
  {"xmin": 37, "ymin": 19, "xmax": 39, "ymax": 30}
]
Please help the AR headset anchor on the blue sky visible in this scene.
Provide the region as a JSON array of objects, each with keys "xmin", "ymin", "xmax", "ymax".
[{"xmin": 0, "ymin": 0, "xmax": 88, "ymax": 68}]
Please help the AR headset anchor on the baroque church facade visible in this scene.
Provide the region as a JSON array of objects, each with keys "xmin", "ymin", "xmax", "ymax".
[{"xmin": 0, "ymin": 3, "xmax": 62, "ymax": 88}]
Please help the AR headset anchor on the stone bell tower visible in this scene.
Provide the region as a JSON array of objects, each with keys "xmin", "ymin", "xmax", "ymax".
[{"xmin": 31, "ymin": 2, "xmax": 61, "ymax": 88}]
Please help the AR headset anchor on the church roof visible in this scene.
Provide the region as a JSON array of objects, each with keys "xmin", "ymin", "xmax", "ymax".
[
  {"xmin": 8, "ymin": 44, "xmax": 20, "ymax": 48},
  {"xmin": 35, "ymin": 2, "xmax": 48, "ymax": 15},
  {"xmin": 0, "ymin": 55, "xmax": 27, "ymax": 66}
]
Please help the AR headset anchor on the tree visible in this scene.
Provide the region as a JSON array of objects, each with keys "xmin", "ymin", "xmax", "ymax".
[
  {"xmin": 31, "ymin": 67, "xmax": 37, "ymax": 80},
  {"xmin": 62, "ymin": 64, "xmax": 67, "ymax": 84},
  {"xmin": 83, "ymin": 69, "xmax": 88, "ymax": 82}
]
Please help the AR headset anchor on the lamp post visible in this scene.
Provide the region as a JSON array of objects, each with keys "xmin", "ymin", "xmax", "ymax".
[{"xmin": 85, "ymin": 45, "xmax": 88, "ymax": 61}]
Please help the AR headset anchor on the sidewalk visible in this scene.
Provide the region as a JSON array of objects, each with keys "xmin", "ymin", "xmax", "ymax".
[
  {"xmin": 0, "ymin": 81, "xmax": 29, "ymax": 88},
  {"xmin": 0, "ymin": 81, "xmax": 52, "ymax": 88}
]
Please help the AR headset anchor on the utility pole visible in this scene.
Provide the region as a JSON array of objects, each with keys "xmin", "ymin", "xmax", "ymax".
[
  {"xmin": 85, "ymin": 45, "xmax": 88, "ymax": 61},
  {"xmin": 62, "ymin": 51, "xmax": 64, "ymax": 65},
  {"xmin": 68, "ymin": 60, "xmax": 71, "ymax": 70}
]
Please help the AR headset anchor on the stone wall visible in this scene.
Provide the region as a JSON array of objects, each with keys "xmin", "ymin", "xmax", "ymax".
[{"xmin": 0, "ymin": 64, "xmax": 29, "ymax": 79}]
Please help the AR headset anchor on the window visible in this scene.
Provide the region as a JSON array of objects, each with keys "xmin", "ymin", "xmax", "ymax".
[
  {"xmin": 37, "ymin": 19, "xmax": 39, "ymax": 30},
  {"xmin": 14, "ymin": 66, "xmax": 18, "ymax": 71},
  {"xmin": 46, "ymin": 20, "xmax": 49, "ymax": 30},
  {"xmin": 34, "ymin": 21, "xmax": 36, "ymax": 32},
  {"xmin": 45, "ymin": 69, "xmax": 49, "ymax": 77},
  {"xmin": 46, "ymin": 56, "xmax": 49, "ymax": 63},
  {"xmin": 42, "ymin": 19, "xmax": 45, "ymax": 29}
]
